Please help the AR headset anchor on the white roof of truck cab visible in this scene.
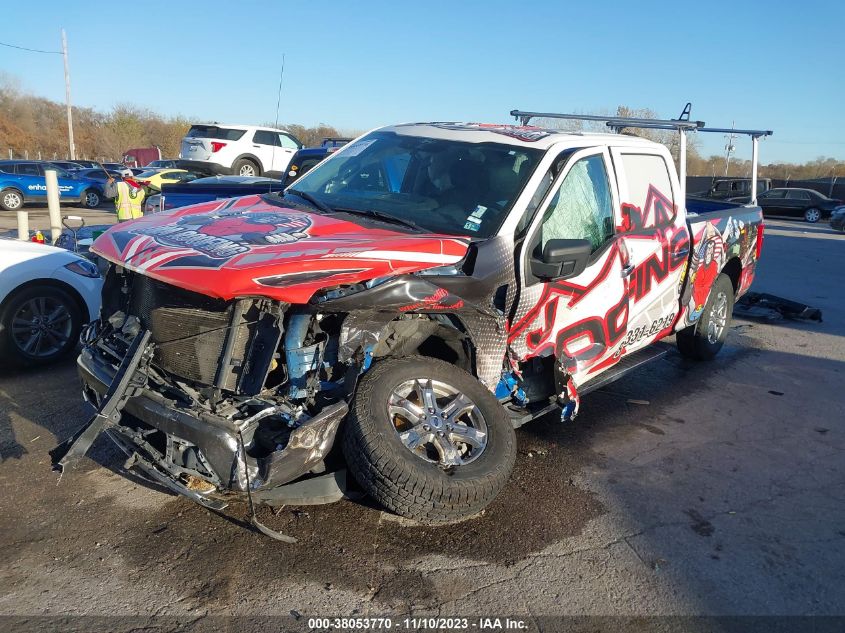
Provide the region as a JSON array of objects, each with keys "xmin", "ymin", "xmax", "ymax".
[{"xmin": 382, "ymin": 122, "xmax": 666, "ymax": 151}]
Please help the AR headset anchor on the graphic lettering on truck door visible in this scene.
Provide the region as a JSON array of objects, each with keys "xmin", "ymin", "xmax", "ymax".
[{"xmin": 609, "ymin": 150, "xmax": 689, "ymax": 359}]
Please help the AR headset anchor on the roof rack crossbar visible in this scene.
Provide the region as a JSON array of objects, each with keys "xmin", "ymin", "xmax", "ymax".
[
  {"xmin": 698, "ymin": 127, "xmax": 773, "ymax": 138},
  {"xmin": 509, "ymin": 109, "xmax": 704, "ymax": 131}
]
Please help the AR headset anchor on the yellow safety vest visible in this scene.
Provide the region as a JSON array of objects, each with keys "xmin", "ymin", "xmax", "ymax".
[{"xmin": 115, "ymin": 181, "xmax": 145, "ymax": 221}]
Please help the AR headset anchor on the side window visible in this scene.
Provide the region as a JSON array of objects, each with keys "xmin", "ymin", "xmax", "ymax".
[
  {"xmin": 16, "ymin": 163, "xmax": 43, "ymax": 176},
  {"xmin": 618, "ymin": 153, "xmax": 675, "ymax": 230},
  {"xmin": 253, "ymin": 130, "xmax": 275, "ymax": 146},
  {"xmin": 786, "ymin": 190, "xmax": 810, "ymax": 200},
  {"xmin": 539, "ymin": 154, "xmax": 614, "ymax": 253},
  {"xmin": 278, "ymin": 134, "xmax": 299, "ymax": 150}
]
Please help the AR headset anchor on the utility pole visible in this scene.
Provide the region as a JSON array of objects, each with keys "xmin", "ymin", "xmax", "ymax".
[
  {"xmin": 723, "ymin": 121, "xmax": 736, "ymax": 177},
  {"xmin": 61, "ymin": 29, "xmax": 75, "ymax": 160}
]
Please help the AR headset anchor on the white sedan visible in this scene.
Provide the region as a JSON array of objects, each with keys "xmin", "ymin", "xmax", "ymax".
[{"xmin": 0, "ymin": 238, "xmax": 102, "ymax": 366}]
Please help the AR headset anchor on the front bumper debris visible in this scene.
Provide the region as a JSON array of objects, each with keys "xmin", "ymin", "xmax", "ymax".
[{"xmin": 58, "ymin": 336, "xmax": 348, "ymax": 514}]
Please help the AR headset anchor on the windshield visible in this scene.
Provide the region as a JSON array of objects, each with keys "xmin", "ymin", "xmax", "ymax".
[{"xmin": 286, "ymin": 130, "xmax": 542, "ymax": 238}]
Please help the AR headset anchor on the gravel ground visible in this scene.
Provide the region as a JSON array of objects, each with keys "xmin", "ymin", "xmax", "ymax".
[{"xmin": 0, "ymin": 217, "xmax": 843, "ymax": 631}]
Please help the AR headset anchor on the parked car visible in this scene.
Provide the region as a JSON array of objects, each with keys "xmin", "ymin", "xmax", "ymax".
[
  {"xmin": 282, "ymin": 146, "xmax": 333, "ymax": 186},
  {"xmin": 698, "ymin": 177, "xmax": 772, "ymax": 200},
  {"xmin": 830, "ymin": 205, "xmax": 845, "ymax": 232},
  {"xmin": 0, "ymin": 237, "xmax": 101, "ymax": 366},
  {"xmin": 71, "ymin": 160, "xmax": 103, "ymax": 169},
  {"xmin": 320, "ymin": 137, "xmax": 352, "ymax": 148},
  {"xmin": 145, "ymin": 175, "xmax": 281, "ymax": 215},
  {"xmin": 0, "ymin": 160, "xmax": 105, "ymax": 210},
  {"xmin": 133, "ymin": 168, "xmax": 198, "ymax": 193},
  {"xmin": 101, "ymin": 163, "xmax": 132, "ymax": 178},
  {"xmin": 177, "ymin": 123, "xmax": 302, "ymax": 178},
  {"xmin": 73, "ymin": 167, "xmax": 126, "ymax": 182},
  {"xmin": 57, "ymin": 120, "xmax": 765, "ymax": 530},
  {"xmin": 48, "ymin": 160, "xmax": 85, "ymax": 171},
  {"xmin": 144, "ymin": 159, "xmax": 179, "ymax": 169},
  {"xmin": 755, "ymin": 187, "xmax": 842, "ymax": 223}
]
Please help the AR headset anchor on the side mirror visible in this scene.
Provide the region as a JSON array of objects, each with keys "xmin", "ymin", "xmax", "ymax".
[{"xmin": 530, "ymin": 238, "xmax": 592, "ymax": 281}]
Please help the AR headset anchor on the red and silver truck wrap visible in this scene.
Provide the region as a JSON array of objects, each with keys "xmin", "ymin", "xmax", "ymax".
[{"xmin": 52, "ymin": 119, "xmax": 765, "ymax": 535}]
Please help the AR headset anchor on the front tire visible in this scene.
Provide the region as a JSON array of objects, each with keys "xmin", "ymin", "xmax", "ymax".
[
  {"xmin": 677, "ymin": 273, "xmax": 734, "ymax": 361},
  {"xmin": 0, "ymin": 285, "xmax": 82, "ymax": 367},
  {"xmin": 804, "ymin": 208, "xmax": 821, "ymax": 223},
  {"xmin": 232, "ymin": 158, "xmax": 260, "ymax": 177},
  {"xmin": 1, "ymin": 189, "xmax": 24, "ymax": 211},
  {"xmin": 343, "ymin": 356, "xmax": 516, "ymax": 524}
]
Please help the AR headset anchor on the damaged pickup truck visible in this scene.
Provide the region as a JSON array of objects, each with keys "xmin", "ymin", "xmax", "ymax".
[{"xmin": 52, "ymin": 113, "xmax": 766, "ymax": 530}]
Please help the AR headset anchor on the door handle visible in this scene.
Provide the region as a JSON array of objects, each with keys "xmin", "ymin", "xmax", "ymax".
[
  {"xmin": 621, "ymin": 264, "xmax": 635, "ymax": 278},
  {"xmin": 674, "ymin": 248, "xmax": 690, "ymax": 258},
  {"xmin": 253, "ymin": 145, "xmax": 260, "ymax": 148}
]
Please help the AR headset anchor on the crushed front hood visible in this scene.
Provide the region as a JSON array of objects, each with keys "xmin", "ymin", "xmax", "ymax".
[{"xmin": 91, "ymin": 195, "xmax": 469, "ymax": 303}]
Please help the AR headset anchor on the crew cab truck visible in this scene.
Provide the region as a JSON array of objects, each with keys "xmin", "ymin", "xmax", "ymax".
[{"xmin": 52, "ymin": 117, "xmax": 765, "ymax": 532}]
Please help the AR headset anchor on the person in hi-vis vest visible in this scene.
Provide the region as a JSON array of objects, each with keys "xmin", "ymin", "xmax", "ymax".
[{"xmin": 105, "ymin": 177, "xmax": 145, "ymax": 221}]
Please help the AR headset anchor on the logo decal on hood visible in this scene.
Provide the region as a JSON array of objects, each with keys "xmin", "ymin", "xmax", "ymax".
[{"xmin": 134, "ymin": 207, "xmax": 312, "ymax": 259}]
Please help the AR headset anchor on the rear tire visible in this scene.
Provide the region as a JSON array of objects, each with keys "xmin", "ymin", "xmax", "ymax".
[
  {"xmin": 676, "ymin": 273, "xmax": 734, "ymax": 361},
  {"xmin": 1, "ymin": 189, "xmax": 24, "ymax": 211},
  {"xmin": 232, "ymin": 158, "xmax": 260, "ymax": 177},
  {"xmin": 81, "ymin": 189, "xmax": 101, "ymax": 209},
  {"xmin": 343, "ymin": 356, "xmax": 516, "ymax": 524},
  {"xmin": 804, "ymin": 208, "xmax": 821, "ymax": 223}
]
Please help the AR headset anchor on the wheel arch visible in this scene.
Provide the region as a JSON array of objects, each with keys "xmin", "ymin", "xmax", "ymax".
[
  {"xmin": 720, "ymin": 256, "xmax": 742, "ymax": 293},
  {"xmin": 1, "ymin": 278, "xmax": 90, "ymax": 322},
  {"xmin": 231, "ymin": 153, "xmax": 263, "ymax": 173},
  {"xmin": 372, "ymin": 315, "xmax": 474, "ymax": 373},
  {"xmin": 1, "ymin": 186, "xmax": 26, "ymax": 204}
]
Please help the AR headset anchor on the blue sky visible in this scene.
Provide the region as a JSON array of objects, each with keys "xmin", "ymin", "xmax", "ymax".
[{"xmin": 2, "ymin": 0, "xmax": 843, "ymax": 163}]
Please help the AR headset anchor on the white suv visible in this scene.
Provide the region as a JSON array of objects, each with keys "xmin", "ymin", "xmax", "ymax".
[{"xmin": 178, "ymin": 124, "xmax": 302, "ymax": 177}]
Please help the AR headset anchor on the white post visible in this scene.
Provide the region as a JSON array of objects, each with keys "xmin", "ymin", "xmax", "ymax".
[
  {"xmin": 45, "ymin": 169, "xmax": 62, "ymax": 244},
  {"xmin": 678, "ymin": 129, "xmax": 687, "ymax": 208},
  {"xmin": 750, "ymin": 136, "xmax": 759, "ymax": 205},
  {"xmin": 62, "ymin": 29, "xmax": 76, "ymax": 160},
  {"xmin": 17, "ymin": 209, "xmax": 29, "ymax": 241}
]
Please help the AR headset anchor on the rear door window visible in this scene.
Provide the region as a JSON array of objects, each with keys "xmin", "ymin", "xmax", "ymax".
[
  {"xmin": 253, "ymin": 130, "xmax": 277, "ymax": 146},
  {"xmin": 786, "ymin": 190, "xmax": 810, "ymax": 200},
  {"xmin": 617, "ymin": 153, "xmax": 675, "ymax": 229}
]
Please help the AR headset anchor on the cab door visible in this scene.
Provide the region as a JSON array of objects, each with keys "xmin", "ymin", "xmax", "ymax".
[
  {"xmin": 609, "ymin": 148, "xmax": 690, "ymax": 355},
  {"xmin": 508, "ymin": 147, "xmax": 630, "ymax": 385}
]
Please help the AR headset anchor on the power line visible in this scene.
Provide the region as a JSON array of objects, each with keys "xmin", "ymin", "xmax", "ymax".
[{"xmin": 0, "ymin": 40, "xmax": 61, "ymax": 54}]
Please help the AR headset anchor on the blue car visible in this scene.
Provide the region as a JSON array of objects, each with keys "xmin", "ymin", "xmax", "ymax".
[{"xmin": 0, "ymin": 160, "xmax": 105, "ymax": 211}]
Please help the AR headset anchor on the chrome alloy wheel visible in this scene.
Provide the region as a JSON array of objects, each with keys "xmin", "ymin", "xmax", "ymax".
[
  {"xmin": 707, "ymin": 291, "xmax": 729, "ymax": 344},
  {"xmin": 388, "ymin": 379, "xmax": 488, "ymax": 467},
  {"xmin": 10, "ymin": 296, "xmax": 73, "ymax": 358}
]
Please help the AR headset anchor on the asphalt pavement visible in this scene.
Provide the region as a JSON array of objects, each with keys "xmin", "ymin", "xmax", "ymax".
[{"xmin": 0, "ymin": 217, "xmax": 842, "ymax": 631}]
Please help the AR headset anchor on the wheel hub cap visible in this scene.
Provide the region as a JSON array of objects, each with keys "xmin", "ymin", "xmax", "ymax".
[
  {"xmin": 707, "ymin": 291, "xmax": 728, "ymax": 344},
  {"xmin": 11, "ymin": 297, "xmax": 72, "ymax": 358},
  {"xmin": 388, "ymin": 378, "xmax": 488, "ymax": 467}
]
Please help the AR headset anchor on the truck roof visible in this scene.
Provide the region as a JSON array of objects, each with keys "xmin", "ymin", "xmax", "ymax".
[{"xmin": 381, "ymin": 122, "xmax": 665, "ymax": 151}]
